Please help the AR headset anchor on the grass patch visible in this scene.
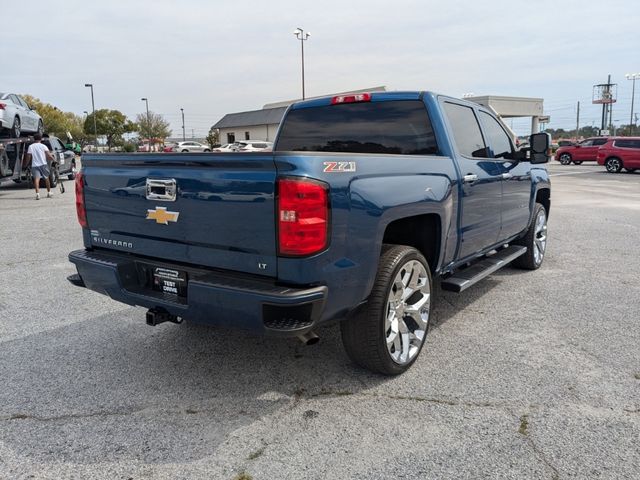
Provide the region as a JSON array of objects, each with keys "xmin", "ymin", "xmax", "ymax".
[{"xmin": 519, "ymin": 414, "xmax": 529, "ymax": 436}]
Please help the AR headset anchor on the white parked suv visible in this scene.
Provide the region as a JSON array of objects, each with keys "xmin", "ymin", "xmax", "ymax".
[
  {"xmin": 0, "ymin": 93, "xmax": 44, "ymax": 138},
  {"xmin": 172, "ymin": 141, "xmax": 211, "ymax": 153}
]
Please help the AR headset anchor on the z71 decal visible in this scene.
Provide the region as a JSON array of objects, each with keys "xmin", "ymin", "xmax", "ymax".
[{"xmin": 323, "ymin": 161, "xmax": 356, "ymax": 173}]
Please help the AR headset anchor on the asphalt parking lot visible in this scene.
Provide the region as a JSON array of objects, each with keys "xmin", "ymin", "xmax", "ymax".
[{"xmin": 0, "ymin": 162, "xmax": 638, "ymax": 480}]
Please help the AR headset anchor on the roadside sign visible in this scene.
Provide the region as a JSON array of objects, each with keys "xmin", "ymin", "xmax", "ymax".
[{"xmin": 600, "ymin": 129, "xmax": 610, "ymax": 136}]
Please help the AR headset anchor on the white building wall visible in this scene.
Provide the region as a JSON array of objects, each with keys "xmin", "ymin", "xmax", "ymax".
[{"xmin": 218, "ymin": 124, "xmax": 279, "ymax": 144}]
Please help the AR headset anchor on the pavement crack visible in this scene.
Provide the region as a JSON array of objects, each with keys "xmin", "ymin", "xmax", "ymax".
[
  {"xmin": 300, "ymin": 388, "xmax": 499, "ymax": 409},
  {"xmin": 512, "ymin": 409, "xmax": 561, "ymax": 480},
  {"xmin": 1, "ymin": 407, "xmax": 146, "ymax": 423}
]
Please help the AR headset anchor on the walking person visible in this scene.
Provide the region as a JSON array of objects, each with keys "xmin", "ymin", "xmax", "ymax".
[{"xmin": 26, "ymin": 133, "xmax": 54, "ymax": 200}]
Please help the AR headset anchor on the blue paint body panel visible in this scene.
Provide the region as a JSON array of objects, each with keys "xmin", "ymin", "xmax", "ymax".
[{"xmin": 70, "ymin": 92, "xmax": 550, "ymax": 335}]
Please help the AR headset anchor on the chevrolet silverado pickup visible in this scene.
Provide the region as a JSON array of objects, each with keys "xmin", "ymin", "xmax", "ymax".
[{"xmin": 68, "ymin": 91, "xmax": 551, "ymax": 375}]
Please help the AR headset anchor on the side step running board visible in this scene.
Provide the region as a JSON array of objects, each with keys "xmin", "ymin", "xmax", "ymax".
[{"xmin": 440, "ymin": 245, "xmax": 527, "ymax": 293}]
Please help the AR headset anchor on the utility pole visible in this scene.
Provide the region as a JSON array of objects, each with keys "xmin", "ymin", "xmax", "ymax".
[
  {"xmin": 626, "ymin": 73, "xmax": 638, "ymax": 135},
  {"xmin": 575, "ymin": 101, "xmax": 580, "ymax": 141},
  {"xmin": 141, "ymin": 98, "xmax": 150, "ymax": 146},
  {"xmin": 84, "ymin": 84, "xmax": 98, "ymax": 147},
  {"xmin": 180, "ymin": 108, "xmax": 186, "ymax": 141}
]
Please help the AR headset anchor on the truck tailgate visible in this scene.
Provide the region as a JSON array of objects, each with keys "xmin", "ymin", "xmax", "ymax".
[{"xmin": 81, "ymin": 153, "xmax": 277, "ymax": 277}]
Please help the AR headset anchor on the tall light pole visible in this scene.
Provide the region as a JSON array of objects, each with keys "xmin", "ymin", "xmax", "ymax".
[
  {"xmin": 141, "ymin": 97, "xmax": 150, "ymax": 147},
  {"xmin": 84, "ymin": 83, "xmax": 97, "ymax": 147},
  {"xmin": 293, "ymin": 27, "xmax": 310, "ymax": 100},
  {"xmin": 625, "ymin": 73, "xmax": 639, "ymax": 135},
  {"xmin": 180, "ymin": 108, "xmax": 185, "ymax": 141}
]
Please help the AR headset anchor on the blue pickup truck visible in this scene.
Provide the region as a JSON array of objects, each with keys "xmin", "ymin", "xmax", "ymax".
[{"xmin": 68, "ymin": 91, "xmax": 550, "ymax": 375}]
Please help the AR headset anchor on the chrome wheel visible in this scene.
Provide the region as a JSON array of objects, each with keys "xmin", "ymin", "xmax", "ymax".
[
  {"xmin": 385, "ymin": 259, "xmax": 430, "ymax": 365},
  {"xmin": 533, "ymin": 208, "xmax": 547, "ymax": 266},
  {"xmin": 605, "ymin": 157, "xmax": 622, "ymax": 173},
  {"xmin": 559, "ymin": 153, "xmax": 571, "ymax": 165}
]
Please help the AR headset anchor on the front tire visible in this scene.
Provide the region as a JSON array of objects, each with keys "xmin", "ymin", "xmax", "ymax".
[
  {"xmin": 341, "ymin": 245, "xmax": 432, "ymax": 375},
  {"xmin": 11, "ymin": 116, "xmax": 21, "ymax": 138},
  {"xmin": 605, "ymin": 157, "xmax": 623, "ymax": 173},
  {"xmin": 513, "ymin": 203, "xmax": 547, "ymax": 270},
  {"xmin": 47, "ymin": 167, "xmax": 58, "ymax": 188},
  {"xmin": 559, "ymin": 153, "xmax": 572, "ymax": 165}
]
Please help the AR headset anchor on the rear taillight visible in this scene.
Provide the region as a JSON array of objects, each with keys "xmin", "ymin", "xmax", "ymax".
[
  {"xmin": 0, "ymin": 102, "xmax": 6, "ymax": 110},
  {"xmin": 278, "ymin": 177, "xmax": 329, "ymax": 256},
  {"xmin": 331, "ymin": 93, "xmax": 371, "ymax": 105},
  {"xmin": 75, "ymin": 172, "xmax": 88, "ymax": 228}
]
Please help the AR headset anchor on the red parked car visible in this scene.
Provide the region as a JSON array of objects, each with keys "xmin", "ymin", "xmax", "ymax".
[
  {"xmin": 554, "ymin": 137, "xmax": 608, "ymax": 165},
  {"xmin": 596, "ymin": 137, "xmax": 640, "ymax": 173}
]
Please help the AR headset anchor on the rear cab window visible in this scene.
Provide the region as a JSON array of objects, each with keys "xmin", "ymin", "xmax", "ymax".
[{"xmin": 275, "ymin": 100, "xmax": 439, "ymax": 155}]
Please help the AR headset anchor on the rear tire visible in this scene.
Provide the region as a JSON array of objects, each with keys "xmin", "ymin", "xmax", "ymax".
[
  {"xmin": 605, "ymin": 157, "xmax": 623, "ymax": 173},
  {"xmin": 559, "ymin": 153, "xmax": 572, "ymax": 165},
  {"xmin": 341, "ymin": 245, "xmax": 432, "ymax": 375},
  {"xmin": 513, "ymin": 203, "xmax": 547, "ymax": 270}
]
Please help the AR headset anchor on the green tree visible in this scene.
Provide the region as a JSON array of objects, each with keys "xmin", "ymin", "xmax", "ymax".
[
  {"xmin": 85, "ymin": 109, "xmax": 137, "ymax": 151},
  {"xmin": 205, "ymin": 128, "xmax": 220, "ymax": 149},
  {"xmin": 134, "ymin": 111, "xmax": 172, "ymax": 143},
  {"xmin": 21, "ymin": 94, "xmax": 89, "ymax": 144}
]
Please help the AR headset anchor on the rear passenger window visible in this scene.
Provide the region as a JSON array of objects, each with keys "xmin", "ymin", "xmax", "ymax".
[
  {"xmin": 615, "ymin": 139, "xmax": 640, "ymax": 148},
  {"xmin": 276, "ymin": 100, "xmax": 439, "ymax": 155},
  {"xmin": 593, "ymin": 138, "xmax": 608, "ymax": 146},
  {"xmin": 443, "ymin": 102, "xmax": 487, "ymax": 158}
]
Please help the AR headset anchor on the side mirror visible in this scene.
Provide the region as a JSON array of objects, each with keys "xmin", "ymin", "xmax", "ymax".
[{"xmin": 529, "ymin": 132, "xmax": 551, "ymax": 164}]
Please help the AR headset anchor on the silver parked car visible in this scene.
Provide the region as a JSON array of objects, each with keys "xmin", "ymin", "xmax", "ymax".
[
  {"xmin": 0, "ymin": 93, "xmax": 44, "ymax": 138},
  {"xmin": 172, "ymin": 141, "xmax": 211, "ymax": 153}
]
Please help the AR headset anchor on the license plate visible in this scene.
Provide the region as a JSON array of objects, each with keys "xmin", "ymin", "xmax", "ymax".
[{"xmin": 152, "ymin": 267, "xmax": 188, "ymax": 297}]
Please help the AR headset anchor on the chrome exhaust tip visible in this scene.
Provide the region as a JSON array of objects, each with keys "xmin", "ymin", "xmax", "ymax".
[{"xmin": 297, "ymin": 331, "xmax": 320, "ymax": 346}]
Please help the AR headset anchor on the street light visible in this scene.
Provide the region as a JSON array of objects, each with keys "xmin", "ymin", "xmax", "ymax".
[
  {"xmin": 141, "ymin": 97, "xmax": 150, "ymax": 147},
  {"xmin": 625, "ymin": 73, "xmax": 639, "ymax": 135},
  {"xmin": 180, "ymin": 108, "xmax": 185, "ymax": 141},
  {"xmin": 84, "ymin": 83, "xmax": 97, "ymax": 147},
  {"xmin": 293, "ymin": 27, "xmax": 310, "ymax": 100}
]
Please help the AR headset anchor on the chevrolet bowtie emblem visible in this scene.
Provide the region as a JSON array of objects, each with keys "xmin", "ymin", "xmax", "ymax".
[{"xmin": 146, "ymin": 207, "xmax": 180, "ymax": 225}]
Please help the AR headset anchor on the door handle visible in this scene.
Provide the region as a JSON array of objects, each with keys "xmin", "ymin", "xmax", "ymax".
[
  {"xmin": 501, "ymin": 173, "xmax": 513, "ymax": 179},
  {"xmin": 463, "ymin": 174, "xmax": 478, "ymax": 183}
]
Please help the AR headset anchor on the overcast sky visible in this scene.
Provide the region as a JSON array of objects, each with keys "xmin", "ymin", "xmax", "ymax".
[{"xmin": 1, "ymin": 0, "xmax": 637, "ymax": 137}]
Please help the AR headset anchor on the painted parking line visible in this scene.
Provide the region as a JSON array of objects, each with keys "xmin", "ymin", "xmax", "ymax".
[{"xmin": 549, "ymin": 169, "xmax": 604, "ymax": 177}]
